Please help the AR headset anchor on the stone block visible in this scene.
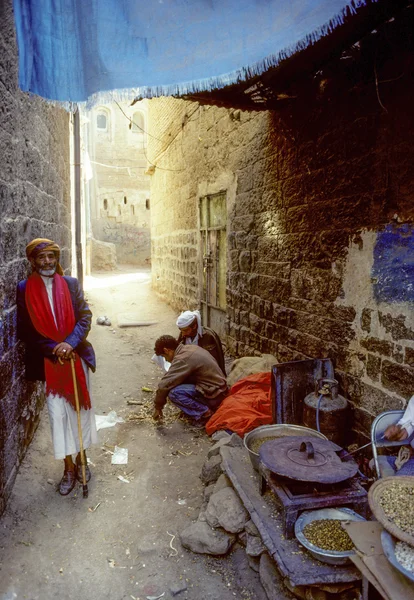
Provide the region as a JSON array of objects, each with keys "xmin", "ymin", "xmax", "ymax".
[
  {"xmin": 203, "ymin": 483, "xmax": 216, "ymax": 503},
  {"xmin": 205, "ymin": 487, "xmax": 249, "ymax": 533},
  {"xmin": 200, "ymin": 455, "xmax": 222, "ymax": 484},
  {"xmin": 246, "ymin": 533, "xmax": 266, "ymax": 557},
  {"xmin": 213, "ymin": 474, "xmax": 232, "ymax": 494},
  {"xmin": 366, "ymin": 354, "xmax": 381, "ymax": 382},
  {"xmin": 381, "ymin": 360, "xmax": 414, "ymax": 399},
  {"xmin": 245, "ymin": 519, "xmax": 260, "ymax": 537},
  {"xmin": 179, "ymin": 521, "xmax": 236, "ymax": 555},
  {"xmin": 211, "ymin": 430, "xmax": 230, "ymax": 442},
  {"xmin": 361, "ymin": 308, "xmax": 373, "ymax": 332},
  {"xmin": 405, "ymin": 347, "xmax": 414, "ymax": 367},
  {"xmin": 378, "ymin": 312, "xmax": 414, "ymax": 342},
  {"xmin": 360, "ymin": 337, "xmax": 393, "ymax": 357}
]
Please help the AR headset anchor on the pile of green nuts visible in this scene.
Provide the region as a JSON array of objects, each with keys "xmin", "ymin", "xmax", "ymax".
[
  {"xmin": 379, "ymin": 482, "xmax": 414, "ymax": 536},
  {"xmin": 303, "ymin": 519, "xmax": 354, "ymax": 552},
  {"xmin": 250, "ymin": 436, "xmax": 278, "ymax": 454}
]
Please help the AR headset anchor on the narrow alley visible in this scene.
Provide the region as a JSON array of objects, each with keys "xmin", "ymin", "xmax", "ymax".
[{"xmin": 0, "ymin": 269, "xmax": 269, "ymax": 600}]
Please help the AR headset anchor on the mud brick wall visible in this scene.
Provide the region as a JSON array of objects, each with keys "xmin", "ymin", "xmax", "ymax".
[
  {"xmin": 149, "ymin": 12, "xmax": 414, "ymax": 440},
  {"xmin": 0, "ymin": 0, "xmax": 71, "ymax": 514}
]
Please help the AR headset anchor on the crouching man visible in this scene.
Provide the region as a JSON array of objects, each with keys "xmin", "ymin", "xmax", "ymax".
[{"xmin": 152, "ymin": 335, "xmax": 228, "ymax": 426}]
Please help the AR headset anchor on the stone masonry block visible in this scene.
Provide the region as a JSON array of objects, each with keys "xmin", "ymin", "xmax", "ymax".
[{"xmin": 381, "ymin": 360, "xmax": 414, "ymax": 399}]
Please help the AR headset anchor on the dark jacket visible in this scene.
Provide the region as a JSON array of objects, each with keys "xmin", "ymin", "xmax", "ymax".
[
  {"xmin": 155, "ymin": 344, "xmax": 228, "ymax": 410},
  {"xmin": 16, "ymin": 276, "xmax": 96, "ymax": 381},
  {"xmin": 178, "ymin": 326, "xmax": 226, "ymax": 376}
]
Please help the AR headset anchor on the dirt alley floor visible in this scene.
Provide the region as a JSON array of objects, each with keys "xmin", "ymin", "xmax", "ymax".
[{"xmin": 0, "ymin": 268, "xmax": 268, "ymax": 600}]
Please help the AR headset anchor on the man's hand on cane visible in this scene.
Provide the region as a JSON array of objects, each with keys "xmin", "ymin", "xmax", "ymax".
[{"xmin": 53, "ymin": 342, "xmax": 74, "ymax": 360}]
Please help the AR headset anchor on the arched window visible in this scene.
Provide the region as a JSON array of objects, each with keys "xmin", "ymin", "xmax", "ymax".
[
  {"xmin": 131, "ymin": 111, "xmax": 144, "ymax": 133},
  {"xmin": 96, "ymin": 107, "xmax": 110, "ymax": 133}
]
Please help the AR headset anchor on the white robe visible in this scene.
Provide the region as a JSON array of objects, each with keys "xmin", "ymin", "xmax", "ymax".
[{"xmin": 41, "ymin": 275, "xmax": 98, "ymax": 460}]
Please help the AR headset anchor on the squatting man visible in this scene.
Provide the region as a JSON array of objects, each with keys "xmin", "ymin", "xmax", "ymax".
[
  {"xmin": 152, "ymin": 335, "xmax": 228, "ymax": 426},
  {"xmin": 17, "ymin": 238, "xmax": 97, "ymax": 496}
]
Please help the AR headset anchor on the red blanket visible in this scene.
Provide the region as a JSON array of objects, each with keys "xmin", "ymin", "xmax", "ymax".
[
  {"xmin": 206, "ymin": 372, "xmax": 273, "ymax": 437},
  {"xmin": 25, "ymin": 272, "xmax": 91, "ymax": 409}
]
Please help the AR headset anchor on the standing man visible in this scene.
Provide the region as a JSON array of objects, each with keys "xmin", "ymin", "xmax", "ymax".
[
  {"xmin": 16, "ymin": 238, "xmax": 97, "ymax": 496},
  {"xmin": 152, "ymin": 335, "xmax": 228, "ymax": 426},
  {"xmin": 176, "ymin": 310, "xmax": 226, "ymax": 376}
]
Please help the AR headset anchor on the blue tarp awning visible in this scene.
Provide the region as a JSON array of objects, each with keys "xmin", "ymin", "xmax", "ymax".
[{"xmin": 13, "ymin": 0, "xmax": 376, "ymax": 104}]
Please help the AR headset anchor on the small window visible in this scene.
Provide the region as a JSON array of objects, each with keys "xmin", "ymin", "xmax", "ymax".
[
  {"xmin": 131, "ymin": 111, "xmax": 144, "ymax": 133},
  {"xmin": 103, "ymin": 199, "xmax": 108, "ymax": 210},
  {"xmin": 124, "ymin": 196, "xmax": 127, "ymax": 205},
  {"xmin": 145, "ymin": 199, "xmax": 150, "ymax": 210},
  {"xmin": 97, "ymin": 113, "xmax": 107, "ymax": 130}
]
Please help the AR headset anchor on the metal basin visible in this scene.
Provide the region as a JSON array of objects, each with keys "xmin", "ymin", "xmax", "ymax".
[
  {"xmin": 381, "ymin": 529, "xmax": 414, "ymax": 583},
  {"xmin": 295, "ymin": 507, "xmax": 366, "ymax": 565},
  {"xmin": 243, "ymin": 424, "xmax": 328, "ymax": 471}
]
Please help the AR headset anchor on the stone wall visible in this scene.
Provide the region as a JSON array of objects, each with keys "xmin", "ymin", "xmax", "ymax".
[
  {"xmin": 0, "ymin": 0, "xmax": 71, "ymax": 514},
  {"xmin": 148, "ymin": 12, "xmax": 414, "ymax": 439}
]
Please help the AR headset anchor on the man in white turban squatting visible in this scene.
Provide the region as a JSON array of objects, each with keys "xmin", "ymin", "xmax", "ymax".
[{"xmin": 176, "ymin": 310, "xmax": 226, "ymax": 376}]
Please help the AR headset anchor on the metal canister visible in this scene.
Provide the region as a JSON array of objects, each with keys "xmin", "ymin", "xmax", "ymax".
[{"xmin": 302, "ymin": 378, "xmax": 349, "ymax": 446}]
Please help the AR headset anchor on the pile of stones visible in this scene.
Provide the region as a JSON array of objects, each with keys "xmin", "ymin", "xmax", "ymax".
[{"xmin": 179, "ymin": 431, "xmax": 292, "ymax": 600}]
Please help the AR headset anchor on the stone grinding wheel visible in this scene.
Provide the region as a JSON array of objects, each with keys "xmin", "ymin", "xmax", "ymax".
[{"xmin": 258, "ymin": 436, "xmax": 359, "ymax": 484}]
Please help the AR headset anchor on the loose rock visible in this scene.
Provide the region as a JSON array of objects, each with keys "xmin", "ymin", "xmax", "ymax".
[
  {"xmin": 213, "ymin": 473, "xmax": 232, "ymax": 494},
  {"xmin": 170, "ymin": 582, "xmax": 188, "ymax": 596},
  {"xmin": 211, "ymin": 430, "xmax": 231, "ymax": 442},
  {"xmin": 245, "ymin": 519, "xmax": 260, "ymax": 537},
  {"xmin": 207, "ymin": 434, "xmax": 243, "ymax": 459},
  {"xmin": 203, "ymin": 483, "xmax": 216, "ymax": 502},
  {"xmin": 200, "ymin": 455, "xmax": 222, "ymax": 484},
  {"xmin": 246, "ymin": 533, "xmax": 266, "ymax": 557},
  {"xmin": 205, "ymin": 487, "xmax": 249, "ymax": 533},
  {"xmin": 180, "ymin": 521, "xmax": 236, "ymax": 555}
]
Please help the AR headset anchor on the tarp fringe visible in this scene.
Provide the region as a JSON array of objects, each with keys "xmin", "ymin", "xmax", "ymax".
[{"xmin": 25, "ymin": 0, "xmax": 377, "ymax": 110}]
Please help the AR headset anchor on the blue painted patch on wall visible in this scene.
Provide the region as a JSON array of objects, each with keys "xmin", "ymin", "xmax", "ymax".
[{"xmin": 372, "ymin": 224, "xmax": 414, "ymax": 303}]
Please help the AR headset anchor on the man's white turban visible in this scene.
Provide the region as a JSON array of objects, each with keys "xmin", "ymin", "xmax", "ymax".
[{"xmin": 176, "ymin": 310, "xmax": 203, "ymax": 338}]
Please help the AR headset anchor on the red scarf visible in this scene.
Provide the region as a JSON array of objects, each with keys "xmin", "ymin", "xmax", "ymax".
[{"xmin": 25, "ymin": 272, "xmax": 91, "ymax": 410}]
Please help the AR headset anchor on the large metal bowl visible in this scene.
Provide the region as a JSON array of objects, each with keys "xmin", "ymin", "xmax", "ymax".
[
  {"xmin": 381, "ymin": 529, "xmax": 414, "ymax": 583},
  {"xmin": 295, "ymin": 507, "xmax": 366, "ymax": 565},
  {"xmin": 243, "ymin": 424, "xmax": 328, "ymax": 471}
]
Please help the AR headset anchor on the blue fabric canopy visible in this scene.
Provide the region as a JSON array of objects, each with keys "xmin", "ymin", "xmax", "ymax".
[{"xmin": 13, "ymin": 0, "xmax": 375, "ymax": 104}]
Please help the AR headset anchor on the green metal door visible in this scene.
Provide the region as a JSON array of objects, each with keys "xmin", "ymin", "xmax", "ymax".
[{"xmin": 200, "ymin": 192, "xmax": 227, "ymax": 337}]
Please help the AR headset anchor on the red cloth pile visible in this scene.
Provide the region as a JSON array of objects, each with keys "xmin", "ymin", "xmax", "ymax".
[{"xmin": 206, "ymin": 372, "xmax": 273, "ymax": 437}]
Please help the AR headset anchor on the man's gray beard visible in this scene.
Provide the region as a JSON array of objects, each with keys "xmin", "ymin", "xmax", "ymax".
[{"xmin": 39, "ymin": 268, "xmax": 56, "ymax": 277}]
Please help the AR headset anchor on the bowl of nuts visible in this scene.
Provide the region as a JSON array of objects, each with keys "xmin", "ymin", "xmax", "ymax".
[
  {"xmin": 381, "ymin": 529, "xmax": 414, "ymax": 583},
  {"xmin": 368, "ymin": 476, "xmax": 414, "ymax": 546},
  {"xmin": 295, "ymin": 507, "xmax": 366, "ymax": 565}
]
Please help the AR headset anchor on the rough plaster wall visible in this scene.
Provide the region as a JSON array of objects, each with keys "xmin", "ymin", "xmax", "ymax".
[
  {"xmin": 0, "ymin": 0, "xmax": 71, "ymax": 514},
  {"xmin": 148, "ymin": 14, "xmax": 414, "ymax": 438},
  {"xmin": 88, "ymin": 102, "xmax": 151, "ymax": 265}
]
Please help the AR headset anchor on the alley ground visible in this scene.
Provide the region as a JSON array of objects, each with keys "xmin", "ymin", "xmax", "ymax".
[{"xmin": 0, "ymin": 268, "xmax": 267, "ymax": 600}]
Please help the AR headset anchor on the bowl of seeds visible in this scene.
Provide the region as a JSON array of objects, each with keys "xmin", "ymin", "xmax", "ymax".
[
  {"xmin": 244, "ymin": 424, "xmax": 328, "ymax": 471},
  {"xmin": 368, "ymin": 476, "xmax": 414, "ymax": 546},
  {"xmin": 295, "ymin": 507, "xmax": 366, "ymax": 565},
  {"xmin": 381, "ymin": 529, "xmax": 414, "ymax": 583}
]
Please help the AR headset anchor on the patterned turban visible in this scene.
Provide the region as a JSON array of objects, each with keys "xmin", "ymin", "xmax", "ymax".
[{"xmin": 26, "ymin": 238, "xmax": 64, "ymax": 275}]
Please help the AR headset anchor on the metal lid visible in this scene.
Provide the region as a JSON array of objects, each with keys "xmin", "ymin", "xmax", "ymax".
[{"xmin": 259, "ymin": 436, "xmax": 359, "ymax": 483}]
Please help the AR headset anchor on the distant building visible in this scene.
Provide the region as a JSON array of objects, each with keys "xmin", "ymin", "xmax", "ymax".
[{"xmin": 82, "ymin": 100, "xmax": 151, "ymax": 269}]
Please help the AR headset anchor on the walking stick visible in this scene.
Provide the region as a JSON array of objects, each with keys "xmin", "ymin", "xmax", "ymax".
[{"xmin": 70, "ymin": 356, "xmax": 88, "ymax": 498}]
